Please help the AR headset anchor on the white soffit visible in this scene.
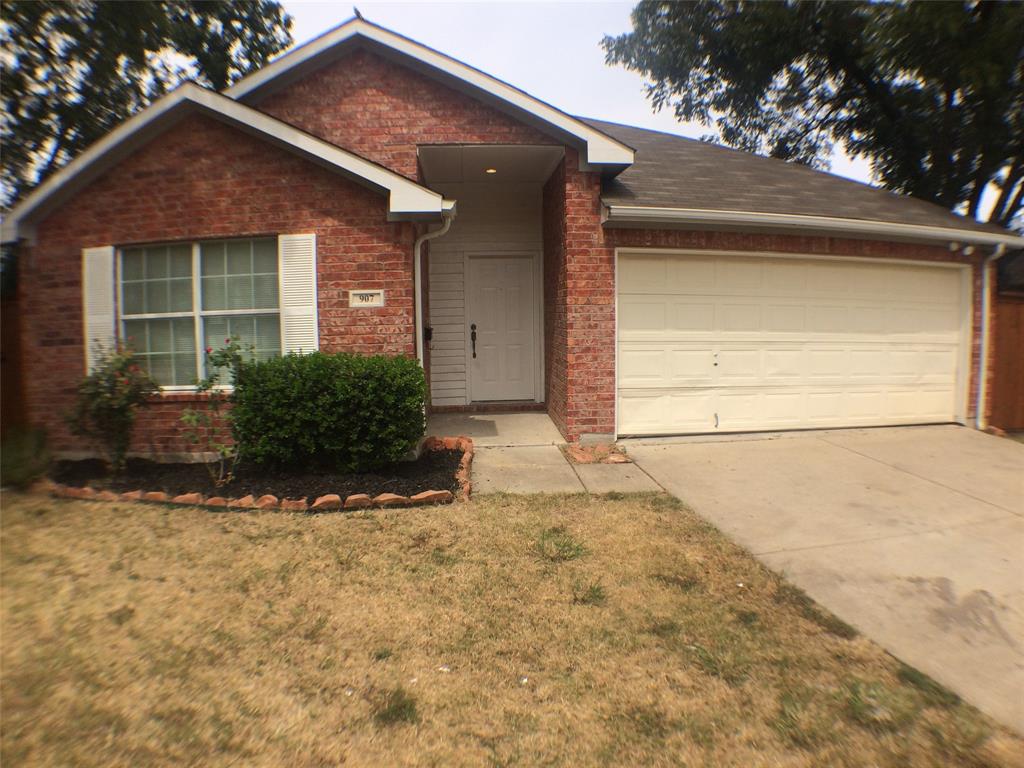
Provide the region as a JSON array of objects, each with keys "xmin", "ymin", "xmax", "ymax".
[
  {"xmin": 225, "ymin": 18, "xmax": 635, "ymax": 170},
  {"xmin": 3, "ymin": 82, "xmax": 449, "ymax": 242}
]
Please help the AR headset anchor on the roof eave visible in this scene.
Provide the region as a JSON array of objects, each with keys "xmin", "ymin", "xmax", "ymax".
[
  {"xmin": 603, "ymin": 205, "xmax": 1024, "ymax": 249},
  {"xmin": 3, "ymin": 83, "xmax": 448, "ymax": 244}
]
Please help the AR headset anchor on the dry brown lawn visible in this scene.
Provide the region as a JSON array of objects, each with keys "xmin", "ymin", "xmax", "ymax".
[{"xmin": 2, "ymin": 491, "xmax": 1022, "ymax": 767}]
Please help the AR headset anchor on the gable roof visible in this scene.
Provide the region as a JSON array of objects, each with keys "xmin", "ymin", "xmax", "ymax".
[
  {"xmin": 586, "ymin": 118, "xmax": 1023, "ymax": 248},
  {"xmin": 224, "ymin": 17, "xmax": 635, "ymax": 172},
  {"xmin": 3, "ymin": 82, "xmax": 453, "ymax": 243}
]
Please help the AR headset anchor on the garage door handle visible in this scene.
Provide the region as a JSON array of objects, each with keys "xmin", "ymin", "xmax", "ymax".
[{"xmin": 471, "ymin": 323, "xmax": 477, "ymax": 358}]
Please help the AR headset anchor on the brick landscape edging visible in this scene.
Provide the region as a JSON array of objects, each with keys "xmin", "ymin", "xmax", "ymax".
[{"xmin": 35, "ymin": 437, "xmax": 475, "ymax": 511}]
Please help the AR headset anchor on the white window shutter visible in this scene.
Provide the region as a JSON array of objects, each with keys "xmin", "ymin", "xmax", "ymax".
[
  {"xmin": 81, "ymin": 245, "xmax": 116, "ymax": 372},
  {"xmin": 278, "ymin": 234, "xmax": 319, "ymax": 354}
]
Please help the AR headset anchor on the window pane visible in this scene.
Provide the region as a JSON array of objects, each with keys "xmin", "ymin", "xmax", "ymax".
[
  {"xmin": 145, "ymin": 281, "xmax": 169, "ymax": 313},
  {"xmin": 123, "ymin": 318, "xmax": 196, "ymax": 386},
  {"xmin": 169, "ymin": 245, "xmax": 192, "ymax": 277},
  {"xmin": 203, "ymin": 314, "xmax": 280, "ymax": 366},
  {"xmin": 204, "ymin": 316, "xmax": 228, "ymax": 349},
  {"xmin": 148, "ymin": 355, "xmax": 173, "ymax": 386},
  {"xmin": 169, "ymin": 278, "xmax": 192, "ymax": 312},
  {"xmin": 122, "ymin": 282, "xmax": 144, "ymax": 315},
  {"xmin": 122, "ymin": 249, "xmax": 144, "ymax": 280},
  {"xmin": 148, "ymin": 320, "xmax": 171, "ymax": 353},
  {"xmin": 146, "ymin": 247, "xmax": 169, "ymax": 279},
  {"xmin": 255, "ymin": 315, "xmax": 282, "ymax": 359},
  {"xmin": 227, "ymin": 275, "xmax": 253, "ymax": 310},
  {"xmin": 253, "ymin": 239, "xmax": 277, "ymax": 273},
  {"xmin": 201, "ymin": 276, "xmax": 226, "ymax": 311},
  {"xmin": 253, "ymin": 275, "xmax": 278, "ymax": 309},
  {"xmin": 124, "ymin": 319, "xmax": 148, "ymax": 353},
  {"xmin": 201, "ymin": 242, "xmax": 225, "ymax": 275},
  {"xmin": 226, "ymin": 241, "xmax": 251, "ymax": 275}
]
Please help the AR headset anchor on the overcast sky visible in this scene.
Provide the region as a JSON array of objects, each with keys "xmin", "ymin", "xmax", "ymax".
[{"xmin": 284, "ymin": 1, "xmax": 875, "ymax": 183}]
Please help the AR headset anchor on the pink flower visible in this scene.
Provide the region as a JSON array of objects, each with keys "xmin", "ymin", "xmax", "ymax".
[
  {"xmin": 205, "ymin": 347, "xmax": 212, "ymax": 354},
  {"xmin": 225, "ymin": 338, "xmax": 231, "ymax": 344}
]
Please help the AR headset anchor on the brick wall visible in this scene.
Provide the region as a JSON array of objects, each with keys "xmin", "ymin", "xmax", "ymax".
[
  {"xmin": 542, "ymin": 157, "xmax": 568, "ymax": 431},
  {"xmin": 257, "ymin": 48, "xmax": 557, "ymax": 180},
  {"xmin": 542, "ymin": 153, "xmax": 983, "ymax": 440},
  {"xmin": 22, "ymin": 114, "xmax": 415, "ymax": 456},
  {"xmin": 544, "ymin": 219, "xmax": 983, "ymax": 442}
]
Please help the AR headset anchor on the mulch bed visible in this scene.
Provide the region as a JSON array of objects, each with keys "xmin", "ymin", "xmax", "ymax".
[{"xmin": 50, "ymin": 449, "xmax": 462, "ymax": 501}]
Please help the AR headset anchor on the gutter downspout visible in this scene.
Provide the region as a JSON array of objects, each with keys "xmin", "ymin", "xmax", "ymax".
[
  {"xmin": 413, "ymin": 206, "xmax": 456, "ymax": 366},
  {"xmin": 976, "ymin": 243, "xmax": 1008, "ymax": 430}
]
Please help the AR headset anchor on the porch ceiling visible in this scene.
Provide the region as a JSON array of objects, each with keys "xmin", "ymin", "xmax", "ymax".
[{"xmin": 419, "ymin": 145, "xmax": 564, "ymax": 185}]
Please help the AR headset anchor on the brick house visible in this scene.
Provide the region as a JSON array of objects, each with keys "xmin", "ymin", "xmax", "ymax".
[{"xmin": 4, "ymin": 17, "xmax": 1022, "ymax": 457}]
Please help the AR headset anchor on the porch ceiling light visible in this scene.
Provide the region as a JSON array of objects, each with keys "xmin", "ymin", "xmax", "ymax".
[{"xmin": 485, "ymin": 167, "xmax": 497, "ymax": 174}]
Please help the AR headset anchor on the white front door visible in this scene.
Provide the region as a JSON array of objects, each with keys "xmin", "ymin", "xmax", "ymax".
[{"xmin": 467, "ymin": 256, "xmax": 536, "ymax": 401}]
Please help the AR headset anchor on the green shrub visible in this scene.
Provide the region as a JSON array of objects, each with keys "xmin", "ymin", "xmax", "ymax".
[
  {"xmin": 0, "ymin": 428, "xmax": 50, "ymax": 488},
  {"xmin": 68, "ymin": 344, "xmax": 158, "ymax": 471},
  {"xmin": 230, "ymin": 351, "xmax": 426, "ymax": 472}
]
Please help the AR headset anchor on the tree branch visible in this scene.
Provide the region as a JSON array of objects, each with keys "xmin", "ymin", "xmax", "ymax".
[{"xmin": 991, "ymin": 156, "xmax": 1023, "ymax": 223}]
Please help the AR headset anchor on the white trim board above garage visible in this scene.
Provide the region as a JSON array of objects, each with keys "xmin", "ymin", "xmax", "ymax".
[{"xmin": 614, "ymin": 248, "xmax": 972, "ymax": 437}]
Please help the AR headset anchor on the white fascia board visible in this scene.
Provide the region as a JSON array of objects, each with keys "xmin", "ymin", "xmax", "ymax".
[
  {"xmin": 225, "ymin": 18, "xmax": 635, "ymax": 169},
  {"xmin": 5, "ymin": 82, "xmax": 445, "ymax": 242},
  {"xmin": 604, "ymin": 205, "xmax": 1024, "ymax": 248}
]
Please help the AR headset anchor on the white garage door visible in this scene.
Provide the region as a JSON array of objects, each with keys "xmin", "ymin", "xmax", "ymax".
[{"xmin": 617, "ymin": 251, "xmax": 969, "ymax": 436}]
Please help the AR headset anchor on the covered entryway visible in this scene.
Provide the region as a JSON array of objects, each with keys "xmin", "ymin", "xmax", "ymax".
[
  {"xmin": 617, "ymin": 250, "xmax": 971, "ymax": 436},
  {"xmin": 420, "ymin": 144, "xmax": 562, "ymax": 406}
]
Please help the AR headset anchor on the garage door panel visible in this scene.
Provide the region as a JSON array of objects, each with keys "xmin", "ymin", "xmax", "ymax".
[
  {"xmin": 619, "ymin": 296, "xmax": 716, "ymax": 336},
  {"xmin": 717, "ymin": 349, "xmax": 761, "ymax": 381},
  {"xmin": 617, "ymin": 252, "xmax": 967, "ymax": 436},
  {"xmin": 619, "ymin": 390, "xmax": 713, "ymax": 433},
  {"xmin": 619, "ymin": 297, "xmax": 667, "ymax": 334},
  {"xmin": 717, "ymin": 259, "xmax": 763, "ymax": 291},
  {"xmin": 620, "ymin": 344, "xmax": 714, "ymax": 387},
  {"xmin": 719, "ymin": 303, "xmax": 761, "ymax": 332},
  {"xmin": 848, "ymin": 306, "xmax": 888, "ymax": 334},
  {"xmin": 765, "ymin": 349, "xmax": 804, "ymax": 379},
  {"xmin": 807, "ymin": 305, "xmax": 849, "ymax": 332},
  {"xmin": 766, "ymin": 304, "xmax": 807, "ymax": 332}
]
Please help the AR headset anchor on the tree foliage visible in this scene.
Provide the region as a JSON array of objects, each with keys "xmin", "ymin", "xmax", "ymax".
[
  {"xmin": 603, "ymin": 1, "xmax": 1024, "ymax": 227},
  {"xmin": 2, "ymin": 1, "xmax": 293, "ymax": 206}
]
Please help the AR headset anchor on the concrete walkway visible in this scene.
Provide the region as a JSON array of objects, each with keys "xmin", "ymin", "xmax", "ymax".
[
  {"xmin": 427, "ymin": 412, "xmax": 564, "ymax": 447},
  {"xmin": 628, "ymin": 425, "xmax": 1024, "ymax": 733},
  {"xmin": 429, "ymin": 412, "xmax": 661, "ymax": 494},
  {"xmin": 471, "ymin": 445, "xmax": 661, "ymax": 495}
]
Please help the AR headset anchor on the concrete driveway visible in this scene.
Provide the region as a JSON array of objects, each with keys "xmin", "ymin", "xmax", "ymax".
[{"xmin": 628, "ymin": 425, "xmax": 1024, "ymax": 733}]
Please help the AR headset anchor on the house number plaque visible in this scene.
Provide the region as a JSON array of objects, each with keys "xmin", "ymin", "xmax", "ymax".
[{"xmin": 349, "ymin": 289, "xmax": 385, "ymax": 307}]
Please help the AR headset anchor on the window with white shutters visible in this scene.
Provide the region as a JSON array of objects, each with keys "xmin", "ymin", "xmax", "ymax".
[{"xmin": 109, "ymin": 236, "xmax": 316, "ymax": 388}]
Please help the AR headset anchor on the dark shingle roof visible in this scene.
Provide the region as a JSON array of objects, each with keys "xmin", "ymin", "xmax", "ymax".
[{"xmin": 582, "ymin": 117, "xmax": 1008, "ymax": 237}]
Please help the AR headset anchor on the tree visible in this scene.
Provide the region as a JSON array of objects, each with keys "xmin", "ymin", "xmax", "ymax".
[
  {"xmin": 1, "ymin": 1, "xmax": 293, "ymax": 206},
  {"xmin": 603, "ymin": 1, "xmax": 1024, "ymax": 228}
]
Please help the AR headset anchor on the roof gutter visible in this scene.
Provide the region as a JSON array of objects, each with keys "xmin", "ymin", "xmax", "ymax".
[
  {"xmin": 603, "ymin": 205, "xmax": 1024, "ymax": 248},
  {"xmin": 976, "ymin": 243, "xmax": 1010, "ymax": 430}
]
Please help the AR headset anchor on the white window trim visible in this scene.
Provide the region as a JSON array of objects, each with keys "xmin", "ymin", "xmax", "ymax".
[{"xmin": 117, "ymin": 238, "xmax": 284, "ymax": 391}]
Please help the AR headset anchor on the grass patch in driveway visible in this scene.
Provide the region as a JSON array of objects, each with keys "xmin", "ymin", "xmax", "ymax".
[{"xmin": 2, "ymin": 491, "xmax": 1022, "ymax": 767}]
